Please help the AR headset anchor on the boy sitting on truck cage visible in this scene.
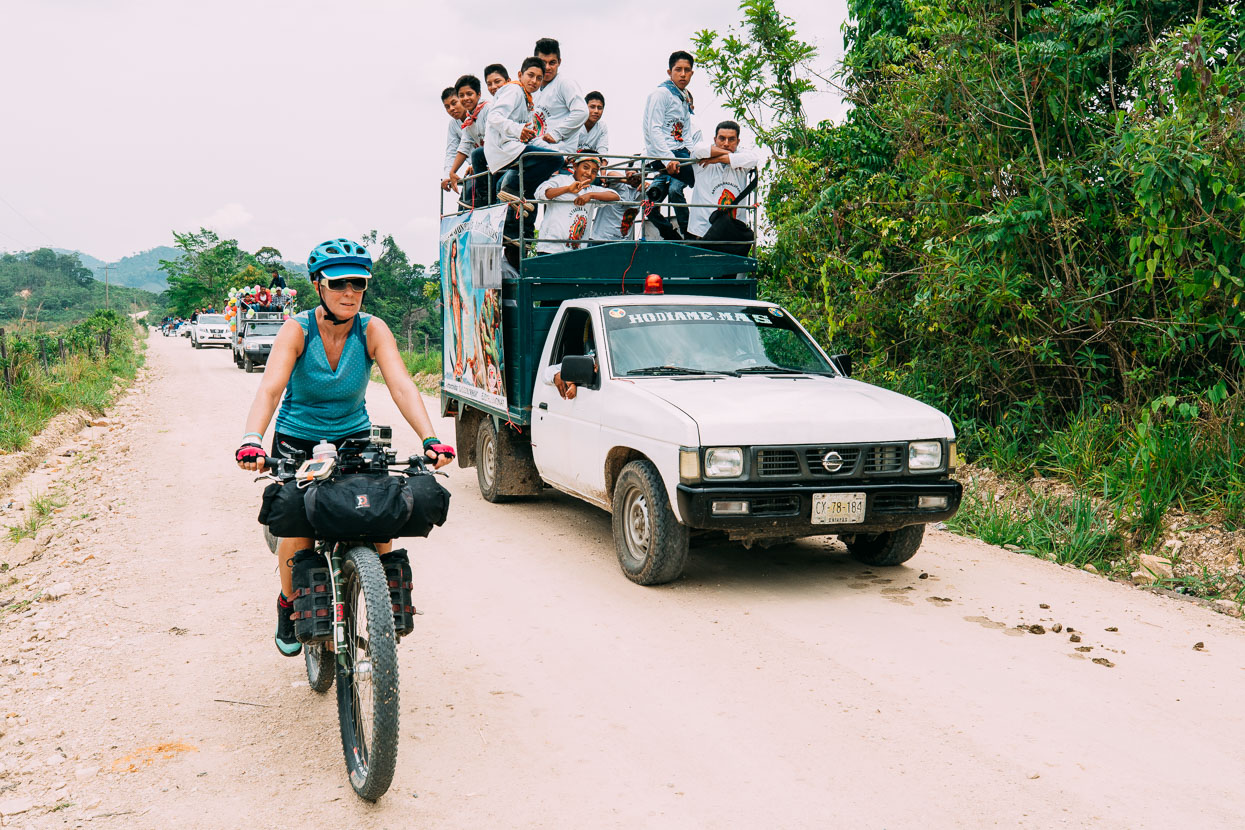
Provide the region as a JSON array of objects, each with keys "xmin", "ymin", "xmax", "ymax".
[
  {"xmin": 642, "ymin": 50, "xmax": 701, "ymax": 241},
  {"xmin": 532, "ymin": 37, "xmax": 589, "ymax": 154},
  {"xmin": 444, "ymin": 74, "xmax": 492, "ymax": 208},
  {"xmin": 534, "ymin": 156, "xmax": 620, "ymax": 254},
  {"xmin": 486, "ymin": 56, "xmax": 564, "ymax": 257},
  {"xmin": 591, "ymin": 160, "xmax": 643, "ymax": 243},
  {"xmin": 687, "ymin": 119, "xmax": 762, "ymax": 256},
  {"xmin": 441, "ymin": 88, "xmax": 467, "ymax": 190}
]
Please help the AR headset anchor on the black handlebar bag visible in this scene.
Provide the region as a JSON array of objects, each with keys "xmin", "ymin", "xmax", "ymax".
[
  {"xmin": 259, "ymin": 482, "xmax": 317, "ymax": 538},
  {"xmin": 304, "ymin": 474, "xmax": 414, "ymax": 542},
  {"xmin": 398, "ymin": 473, "xmax": 452, "ymax": 537}
]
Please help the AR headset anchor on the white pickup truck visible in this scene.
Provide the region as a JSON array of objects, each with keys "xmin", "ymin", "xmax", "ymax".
[{"xmin": 449, "ymin": 286, "xmax": 962, "ymax": 585}]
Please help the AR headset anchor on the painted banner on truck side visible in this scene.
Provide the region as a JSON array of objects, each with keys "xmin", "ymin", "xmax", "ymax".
[{"xmin": 440, "ymin": 205, "xmax": 507, "ymax": 411}]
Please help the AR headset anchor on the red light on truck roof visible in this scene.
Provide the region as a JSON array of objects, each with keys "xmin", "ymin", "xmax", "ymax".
[{"xmin": 644, "ymin": 274, "xmax": 664, "ymax": 295}]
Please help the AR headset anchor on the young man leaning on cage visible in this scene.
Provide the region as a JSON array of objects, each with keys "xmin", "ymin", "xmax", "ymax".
[
  {"xmin": 686, "ymin": 119, "xmax": 762, "ymax": 256},
  {"xmin": 444, "ymin": 74, "xmax": 493, "ymax": 209},
  {"xmin": 485, "ymin": 56, "xmax": 564, "ymax": 261}
]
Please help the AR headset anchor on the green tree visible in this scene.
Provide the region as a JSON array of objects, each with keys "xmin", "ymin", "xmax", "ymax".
[
  {"xmin": 359, "ymin": 231, "xmax": 438, "ymax": 350},
  {"xmin": 160, "ymin": 229, "xmax": 259, "ymax": 314},
  {"xmin": 698, "ymin": 0, "xmax": 1244, "ymax": 446}
]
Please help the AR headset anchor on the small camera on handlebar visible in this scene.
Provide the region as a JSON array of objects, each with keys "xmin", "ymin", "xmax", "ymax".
[{"xmin": 370, "ymin": 425, "xmax": 392, "ymax": 447}]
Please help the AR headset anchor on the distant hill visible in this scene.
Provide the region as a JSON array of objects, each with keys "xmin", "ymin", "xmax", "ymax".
[
  {"xmin": 54, "ymin": 246, "xmax": 180, "ymax": 293},
  {"xmin": 54, "ymin": 247, "xmax": 308, "ymax": 292}
]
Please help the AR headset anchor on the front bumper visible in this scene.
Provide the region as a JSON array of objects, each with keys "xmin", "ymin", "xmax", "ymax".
[{"xmin": 676, "ymin": 479, "xmax": 962, "ymax": 536}]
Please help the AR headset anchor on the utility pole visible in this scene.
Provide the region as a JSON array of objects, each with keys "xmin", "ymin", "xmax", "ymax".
[{"xmin": 101, "ymin": 265, "xmax": 112, "ymax": 310}]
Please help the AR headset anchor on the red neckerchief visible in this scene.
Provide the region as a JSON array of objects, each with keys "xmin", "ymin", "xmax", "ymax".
[{"xmin": 461, "ymin": 101, "xmax": 487, "ymax": 128}]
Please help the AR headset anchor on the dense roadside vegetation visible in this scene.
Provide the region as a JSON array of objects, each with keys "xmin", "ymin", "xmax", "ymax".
[
  {"xmin": 0, "ymin": 310, "xmax": 144, "ymax": 451},
  {"xmin": 1, "ymin": 249, "xmax": 163, "ymax": 323},
  {"xmin": 697, "ymin": 1, "xmax": 1245, "ymax": 594},
  {"xmin": 160, "ymin": 229, "xmax": 442, "ymax": 351}
]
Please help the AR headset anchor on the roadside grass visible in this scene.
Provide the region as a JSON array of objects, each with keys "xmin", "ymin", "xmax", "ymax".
[
  {"xmin": 371, "ymin": 350, "xmax": 441, "ymax": 394},
  {"xmin": 946, "ymin": 485, "xmax": 1124, "ymax": 571},
  {"xmin": 4, "ymin": 490, "xmax": 67, "ymax": 542},
  {"xmin": 0, "ymin": 324, "xmax": 144, "ymax": 451},
  {"xmin": 948, "ymin": 396, "xmax": 1245, "ymax": 601}
]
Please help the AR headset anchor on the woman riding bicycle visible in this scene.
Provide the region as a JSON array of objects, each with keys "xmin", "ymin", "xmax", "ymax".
[{"xmin": 235, "ymin": 238, "xmax": 454, "ymax": 656}]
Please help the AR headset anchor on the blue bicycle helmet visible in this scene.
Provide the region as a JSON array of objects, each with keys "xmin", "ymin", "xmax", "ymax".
[
  {"xmin": 307, "ymin": 238, "xmax": 372, "ymax": 324},
  {"xmin": 306, "ymin": 238, "xmax": 372, "ymax": 280}
]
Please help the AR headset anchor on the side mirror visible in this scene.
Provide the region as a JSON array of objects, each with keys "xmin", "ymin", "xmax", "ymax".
[
  {"xmin": 831, "ymin": 353, "xmax": 852, "ymax": 378},
  {"xmin": 561, "ymin": 354, "xmax": 597, "ymax": 387}
]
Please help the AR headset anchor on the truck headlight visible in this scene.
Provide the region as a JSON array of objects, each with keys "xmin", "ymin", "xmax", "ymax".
[
  {"xmin": 704, "ymin": 447, "xmax": 744, "ymax": 478},
  {"xmin": 908, "ymin": 440, "xmax": 944, "ymax": 471}
]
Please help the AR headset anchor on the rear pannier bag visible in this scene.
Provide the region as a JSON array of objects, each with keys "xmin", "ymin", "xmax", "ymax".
[
  {"xmin": 305, "ymin": 474, "xmax": 413, "ymax": 542},
  {"xmin": 258, "ymin": 482, "xmax": 317, "ymax": 539}
]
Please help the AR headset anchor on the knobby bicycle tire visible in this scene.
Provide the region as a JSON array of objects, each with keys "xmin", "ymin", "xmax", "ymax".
[{"xmin": 335, "ymin": 545, "xmax": 400, "ymax": 801}]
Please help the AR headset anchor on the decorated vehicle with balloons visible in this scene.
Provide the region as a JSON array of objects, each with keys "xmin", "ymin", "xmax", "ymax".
[{"xmin": 226, "ymin": 284, "xmax": 298, "ymax": 372}]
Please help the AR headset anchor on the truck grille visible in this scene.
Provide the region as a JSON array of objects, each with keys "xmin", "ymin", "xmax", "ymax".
[
  {"xmin": 751, "ymin": 443, "xmax": 914, "ymax": 480},
  {"xmin": 757, "ymin": 449, "xmax": 800, "ymax": 477},
  {"xmin": 864, "ymin": 445, "xmax": 904, "ymax": 474}
]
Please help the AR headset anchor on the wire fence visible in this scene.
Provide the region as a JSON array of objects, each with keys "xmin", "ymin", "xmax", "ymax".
[{"xmin": 0, "ymin": 324, "xmax": 116, "ymax": 392}]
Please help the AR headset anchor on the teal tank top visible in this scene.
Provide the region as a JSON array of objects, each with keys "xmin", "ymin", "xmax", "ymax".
[{"xmin": 274, "ymin": 310, "xmax": 373, "ymax": 441}]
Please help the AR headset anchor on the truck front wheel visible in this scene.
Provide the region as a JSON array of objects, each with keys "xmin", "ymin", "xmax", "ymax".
[
  {"xmin": 611, "ymin": 460, "xmax": 689, "ymax": 585},
  {"xmin": 843, "ymin": 524, "xmax": 925, "ymax": 566}
]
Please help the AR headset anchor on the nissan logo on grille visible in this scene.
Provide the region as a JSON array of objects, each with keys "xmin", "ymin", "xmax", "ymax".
[{"xmin": 821, "ymin": 451, "xmax": 844, "ymax": 472}]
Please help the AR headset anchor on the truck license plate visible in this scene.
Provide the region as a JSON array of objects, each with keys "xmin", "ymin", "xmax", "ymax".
[{"xmin": 811, "ymin": 493, "xmax": 866, "ymax": 524}]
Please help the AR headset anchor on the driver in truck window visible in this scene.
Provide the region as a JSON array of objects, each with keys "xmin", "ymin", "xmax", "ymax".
[{"xmin": 542, "ymin": 312, "xmax": 596, "ymax": 399}]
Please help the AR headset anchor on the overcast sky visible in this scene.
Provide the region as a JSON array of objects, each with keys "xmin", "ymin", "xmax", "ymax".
[{"xmin": 1, "ymin": 0, "xmax": 848, "ymax": 266}]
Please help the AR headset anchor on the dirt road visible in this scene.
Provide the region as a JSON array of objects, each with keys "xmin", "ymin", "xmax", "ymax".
[{"xmin": 1, "ymin": 331, "xmax": 1244, "ymax": 829}]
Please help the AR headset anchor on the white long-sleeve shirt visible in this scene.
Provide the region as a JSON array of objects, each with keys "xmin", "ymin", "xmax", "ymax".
[
  {"xmin": 642, "ymin": 83, "xmax": 701, "ymax": 159},
  {"xmin": 533, "ymin": 74, "xmax": 588, "ymax": 153},
  {"xmin": 484, "ymin": 83, "xmax": 535, "ymax": 172},
  {"xmin": 687, "ymin": 142, "xmax": 762, "ymax": 237},
  {"xmin": 443, "ymin": 117, "xmax": 464, "ymax": 175},
  {"xmin": 456, "ymin": 101, "xmax": 491, "ymax": 157},
  {"xmin": 571, "ymin": 120, "xmax": 609, "ymax": 155}
]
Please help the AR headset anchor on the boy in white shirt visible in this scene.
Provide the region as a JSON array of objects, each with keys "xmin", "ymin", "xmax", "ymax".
[
  {"xmin": 533, "ymin": 37, "xmax": 589, "ymax": 154},
  {"xmin": 440, "ymin": 88, "xmax": 466, "ymax": 192},
  {"xmin": 486, "ymin": 57, "xmax": 565, "ymax": 257},
  {"xmin": 590, "ymin": 165, "xmax": 642, "ymax": 243},
  {"xmin": 688, "ymin": 120, "xmax": 761, "ymax": 256},
  {"xmin": 572, "ymin": 91, "xmax": 609, "ymax": 154},
  {"xmin": 444, "ymin": 74, "xmax": 492, "ymax": 208},
  {"xmin": 535, "ymin": 156, "xmax": 619, "ymax": 254},
  {"xmin": 641, "ymin": 50, "xmax": 702, "ymax": 240}
]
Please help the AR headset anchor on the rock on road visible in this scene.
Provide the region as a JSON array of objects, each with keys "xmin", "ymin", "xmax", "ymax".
[{"xmin": 2, "ymin": 331, "xmax": 1244, "ymax": 829}]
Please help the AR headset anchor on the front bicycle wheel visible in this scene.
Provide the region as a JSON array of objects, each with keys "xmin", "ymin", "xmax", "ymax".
[{"xmin": 336, "ymin": 545, "xmax": 399, "ymax": 801}]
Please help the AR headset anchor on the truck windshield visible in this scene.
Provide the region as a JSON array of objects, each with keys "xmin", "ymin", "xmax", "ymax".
[
  {"xmin": 199, "ymin": 315, "xmax": 226, "ymax": 325},
  {"xmin": 602, "ymin": 304, "xmax": 835, "ymax": 377},
  {"xmin": 247, "ymin": 323, "xmax": 283, "ymax": 336}
]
